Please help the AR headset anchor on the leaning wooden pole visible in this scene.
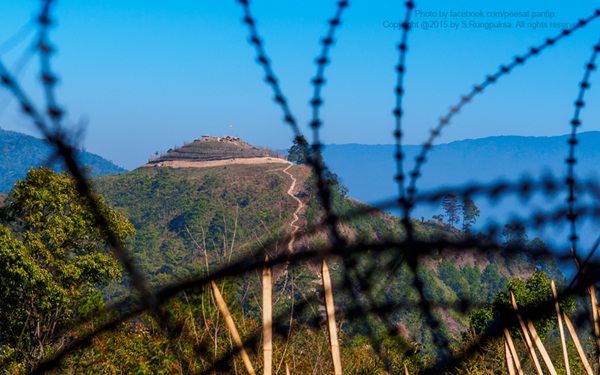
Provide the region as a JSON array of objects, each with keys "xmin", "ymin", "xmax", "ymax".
[
  {"xmin": 551, "ymin": 280, "xmax": 570, "ymax": 375},
  {"xmin": 563, "ymin": 313, "xmax": 594, "ymax": 375},
  {"xmin": 510, "ymin": 292, "xmax": 544, "ymax": 375},
  {"xmin": 263, "ymin": 255, "xmax": 273, "ymax": 375},
  {"xmin": 571, "ymin": 248, "xmax": 600, "ymax": 370},
  {"xmin": 525, "ymin": 318, "xmax": 558, "ymax": 375},
  {"xmin": 505, "ymin": 338, "xmax": 516, "ymax": 375},
  {"xmin": 210, "ymin": 280, "xmax": 256, "ymax": 375},
  {"xmin": 588, "ymin": 285, "xmax": 600, "ymax": 368},
  {"xmin": 322, "ymin": 259, "xmax": 342, "ymax": 375},
  {"xmin": 503, "ymin": 328, "xmax": 523, "ymax": 375}
]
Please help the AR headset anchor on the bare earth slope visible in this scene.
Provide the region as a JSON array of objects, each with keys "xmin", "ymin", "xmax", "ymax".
[{"xmin": 145, "ymin": 156, "xmax": 288, "ymax": 169}]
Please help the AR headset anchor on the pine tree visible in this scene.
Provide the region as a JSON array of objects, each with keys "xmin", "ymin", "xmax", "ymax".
[
  {"xmin": 441, "ymin": 194, "xmax": 461, "ymax": 227},
  {"xmin": 461, "ymin": 198, "xmax": 480, "ymax": 234},
  {"xmin": 287, "ymin": 135, "xmax": 310, "ymax": 165},
  {"xmin": 501, "ymin": 223, "xmax": 528, "ymax": 248}
]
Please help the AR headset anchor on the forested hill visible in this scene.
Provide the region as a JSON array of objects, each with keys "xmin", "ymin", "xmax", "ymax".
[
  {"xmin": 0, "ymin": 134, "xmax": 565, "ymax": 372},
  {"xmin": 0, "ymin": 128, "xmax": 126, "ymax": 193},
  {"xmin": 92, "ymin": 153, "xmax": 559, "ymax": 356}
]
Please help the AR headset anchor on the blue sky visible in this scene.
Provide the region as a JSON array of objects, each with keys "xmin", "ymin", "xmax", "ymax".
[{"xmin": 1, "ymin": 1, "xmax": 600, "ymax": 169}]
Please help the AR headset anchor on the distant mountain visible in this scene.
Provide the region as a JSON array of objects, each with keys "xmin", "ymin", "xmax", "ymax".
[
  {"xmin": 323, "ymin": 132, "xmax": 600, "ymax": 195},
  {"xmin": 0, "ymin": 128, "xmax": 126, "ymax": 193},
  {"xmin": 321, "ymin": 132, "xmax": 600, "ymax": 248}
]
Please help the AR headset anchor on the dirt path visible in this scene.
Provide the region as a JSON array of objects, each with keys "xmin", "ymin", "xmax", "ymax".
[
  {"xmin": 282, "ymin": 163, "xmax": 304, "ymax": 254},
  {"xmin": 144, "ymin": 157, "xmax": 289, "ymax": 169},
  {"xmin": 145, "ymin": 156, "xmax": 304, "ymax": 253}
]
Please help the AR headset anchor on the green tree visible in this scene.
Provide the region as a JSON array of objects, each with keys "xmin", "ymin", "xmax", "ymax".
[
  {"xmin": 441, "ymin": 194, "xmax": 461, "ymax": 227},
  {"xmin": 527, "ymin": 237, "xmax": 564, "ymax": 283},
  {"xmin": 0, "ymin": 168, "xmax": 134, "ymax": 367},
  {"xmin": 462, "ymin": 265, "xmax": 484, "ymax": 301},
  {"xmin": 481, "ymin": 264, "xmax": 507, "ymax": 299},
  {"xmin": 471, "ymin": 271, "xmax": 574, "ymax": 338},
  {"xmin": 432, "ymin": 214, "xmax": 444, "ymax": 222},
  {"xmin": 501, "ymin": 223, "xmax": 528, "ymax": 248},
  {"xmin": 287, "ymin": 135, "xmax": 310, "ymax": 165},
  {"xmin": 461, "ymin": 198, "xmax": 480, "ymax": 234},
  {"xmin": 438, "ymin": 260, "xmax": 470, "ymax": 300},
  {"xmin": 469, "ymin": 307, "xmax": 493, "ymax": 334},
  {"xmin": 287, "ymin": 135, "xmax": 349, "ymax": 198}
]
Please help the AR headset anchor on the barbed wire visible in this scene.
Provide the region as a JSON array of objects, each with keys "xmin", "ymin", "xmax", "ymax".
[
  {"xmin": 36, "ymin": 0, "xmax": 62, "ymax": 130},
  {"xmin": 405, "ymin": 9, "xmax": 600, "ymax": 205},
  {"xmin": 308, "ymin": 0, "xmax": 348, "ymax": 148},
  {"xmin": 393, "ymin": 0, "xmax": 415, "ymax": 210},
  {"xmin": 236, "ymin": 0, "xmax": 300, "ymax": 139},
  {"xmin": 0, "ymin": 0, "xmax": 166, "ymax": 333},
  {"xmin": 1, "ymin": 1, "xmax": 600, "ymax": 374},
  {"xmin": 0, "ymin": 20, "xmax": 34, "ymax": 56},
  {"xmin": 22, "ymin": 167, "xmax": 600, "ymax": 371},
  {"xmin": 236, "ymin": 0, "xmax": 347, "ymax": 248},
  {"xmin": 30, "ymin": 214, "xmax": 600, "ymax": 373},
  {"xmin": 566, "ymin": 37, "xmax": 600, "ymax": 261},
  {"xmin": 306, "ymin": 0, "xmax": 349, "ymax": 247},
  {"xmin": 0, "ymin": 36, "xmax": 36, "ymax": 121}
]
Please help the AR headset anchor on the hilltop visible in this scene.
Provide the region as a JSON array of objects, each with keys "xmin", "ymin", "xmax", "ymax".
[
  {"xmin": 0, "ymin": 128, "xmax": 126, "ymax": 193},
  {"xmin": 147, "ymin": 134, "xmax": 281, "ymax": 165}
]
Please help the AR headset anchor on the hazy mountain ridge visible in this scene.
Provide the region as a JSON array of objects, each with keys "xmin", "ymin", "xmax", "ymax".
[
  {"xmin": 0, "ymin": 128, "xmax": 126, "ymax": 193},
  {"xmin": 321, "ymin": 132, "xmax": 600, "ymax": 249},
  {"xmin": 322, "ymin": 131, "xmax": 600, "ymax": 203}
]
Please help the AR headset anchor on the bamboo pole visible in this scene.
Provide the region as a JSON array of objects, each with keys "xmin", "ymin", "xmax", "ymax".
[
  {"xmin": 505, "ymin": 338, "xmax": 516, "ymax": 375},
  {"xmin": 570, "ymin": 248, "xmax": 600, "ymax": 372},
  {"xmin": 551, "ymin": 280, "xmax": 570, "ymax": 375},
  {"xmin": 588, "ymin": 285, "xmax": 600, "ymax": 368},
  {"xmin": 322, "ymin": 259, "xmax": 342, "ymax": 375},
  {"xmin": 263, "ymin": 255, "xmax": 273, "ymax": 375},
  {"xmin": 504, "ymin": 328, "xmax": 523, "ymax": 375},
  {"xmin": 403, "ymin": 363, "xmax": 410, "ymax": 375},
  {"xmin": 525, "ymin": 318, "xmax": 558, "ymax": 375},
  {"xmin": 285, "ymin": 363, "xmax": 291, "ymax": 375},
  {"xmin": 563, "ymin": 313, "xmax": 594, "ymax": 375},
  {"xmin": 510, "ymin": 292, "xmax": 544, "ymax": 375},
  {"xmin": 210, "ymin": 280, "xmax": 256, "ymax": 375}
]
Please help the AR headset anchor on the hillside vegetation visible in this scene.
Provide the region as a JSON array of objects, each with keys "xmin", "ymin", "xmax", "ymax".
[
  {"xmin": 94, "ymin": 163, "xmax": 303, "ymax": 287},
  {"xmin": 0, "ymin": 135, "xmax": 568, "ymax": 373},
  {"xmin": 91, "ymin": 156, "xmax": 552, "ymax": 366}
]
